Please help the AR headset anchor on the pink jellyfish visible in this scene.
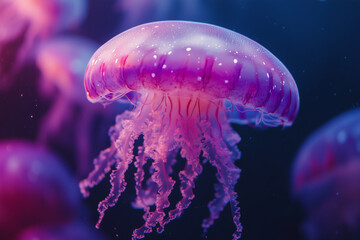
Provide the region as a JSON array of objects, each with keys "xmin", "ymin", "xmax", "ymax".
[
  {"xmin": 0, "ymin": 0, "xmax": 87, "ymax": 90},
  {"xmin": 80, "ymin": 21, "xmax": 300, "ymax": 239},
  {"xmin": 292, "ymin": 109, "xmax": 360, "ymax": 240},
  {"xmin": 35, "ymin": 35, "xmax": 128, "ymax": 178},
  {"xmin": 35, "ymin": 35, "xmax": 99, "ymax": 177},
  {"xmin": 0, "ymin": 140, "xmax": 81, "ymax": 240}
]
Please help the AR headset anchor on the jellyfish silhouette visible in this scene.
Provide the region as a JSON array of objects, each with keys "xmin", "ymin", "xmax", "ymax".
[
  {"xmin": 80, "ymin": 21, "xmax": 299, "ymax": 239},
  {"xmin": 0, "ymin": 140, "xmax": 81, "ymax": 240},
  {"xmin": 0, "ymin": 0, "xmax": 86, "ymax": 90},
  {"xmin": 292, "ymin": 109, "xmax": 360, "ymax": 240},
  {"xmin": 35, "ymin": 35, "xmax": 108, "ymax": 177}
]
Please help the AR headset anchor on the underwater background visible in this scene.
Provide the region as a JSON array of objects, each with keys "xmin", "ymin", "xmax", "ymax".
[{"xmin": 0, "ymin": 0, "xmax": 359, "ymax": 239}]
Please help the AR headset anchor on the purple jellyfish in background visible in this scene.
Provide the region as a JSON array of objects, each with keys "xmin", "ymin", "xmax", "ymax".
[
  {"xmin": 35, "ymin": 35, "xmax": 128, "ymax": 178},
  {"xmin": 35, "ymin": 35, "xmax": 100, "ymax": 177},
  {"xmin": 0, "ymin": 140, "xmax": 81, "ymax": 240},
  {"xmin": 80, "ymin": 21, "xmax": 299, "ymax": 239},
  {"xmin": 292, "ymin": 109, "xmax": 360, "ymax": 240},
  {"xmin": 0, "ymin": 0, "xmax": 87, "ymax": 90},
  {"xmin": 16, "ymin": 221, "xmax": 106, "ymax": 240}
]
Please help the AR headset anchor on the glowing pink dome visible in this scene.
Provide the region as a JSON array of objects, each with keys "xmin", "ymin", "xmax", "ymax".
[{"xmin": 85, "ymin": 21, "xmax": 299, "ymax": 127}]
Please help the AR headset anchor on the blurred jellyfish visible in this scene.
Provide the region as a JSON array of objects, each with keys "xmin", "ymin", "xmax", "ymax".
[
  {"xmin": 80, "ymin": 21, "xmax": 299, "ymax": 239},
  {"xmin": 0, "ymin": 140, "xmax": 81, "ymax": 240},
  {"xmin": 0, "ymin": 0, "xmax": 87, "ymax": 90},
  {"xmin": 15, "ymin": 221, "xmax": 106, "ymax": 240},
  {"xmin": 35, "ymin": 35, "xmax": 128, "ymax": 178},
  {"xmin": 292, "ymin": 109, "xmax": 360, "ymax": 240}
]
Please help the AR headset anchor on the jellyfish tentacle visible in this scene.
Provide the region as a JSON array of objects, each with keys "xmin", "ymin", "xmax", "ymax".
[
  {"xmin": 79, "ymin": 145, "xmax": 118, "ymax": 197},
  {"xmin": 132, "ymin": 145, "xmax": 159, "ymax": 216},
  {"xmin": 132, "ymin": 104, "xmax": 176, "ymax": 239},
  {"xmin": 133, "ymin": 146, "xmax": 149, "ymax": 210},
  {"xmin": 95, "ymin": 129, "xmax": 138, "ymax": 228},
  {"xmin": 134, "ymin": 147, "xmax": 179, "ymax": 224},
  {"xmin": 201, "ymin": 121, "xmax": 242, "ymax": 240},
  {"xmin": 133, "ymin": 149, "xmax": 175, "ymax": 239},
  {"xmin": 79, "ymin": 110, "xmax": 139, "ymax": 197},
  {"xmin": 160, "ymin": 149, "xmax": 203, "ymax": 232},
  {"xmin": 201, "ymin": 181, "xmax": 228, "ymax": 230},
  {"xmin": 96, "ymin": 161, "xmax": 126, "ymax": 229},
  {"xmin": 159, "ymin": 118, "xmax": 203, "ymax": 231}
]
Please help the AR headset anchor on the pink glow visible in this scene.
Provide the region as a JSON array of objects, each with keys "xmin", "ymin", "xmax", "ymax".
[
  {"xmin": 35, "ymin": 35, "xmax": 99, "ymax": 177},
  {"xmin": 80, "ymin": 21, "xmax": 299, "ymax": 239},
  {"xmin": 15, "ymin": 221, "xmax": 106, "ymax": 240},
  {"xmin": 0, "ymin": 140, "xmax": 81, "ymax": 240},
  {"xmin": 0, "ymin": 0, "xmax": 86, "ymax": 90},
  {"xmin": 35, "ymin": 35, "xmax": 129, "ymax": 178}
]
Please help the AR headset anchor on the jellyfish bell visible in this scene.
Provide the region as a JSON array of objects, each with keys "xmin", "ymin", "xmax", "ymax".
[
  {"xmin": 292, "ymin": 109, "xmax": 360, "ymax": 240},
  {"xmin": 80, "ymin": 21, "xmax": 299, "ymax": 239},
  {"xmin": 0, "ymin": 0, "xmax": 87, "ymax": 90},
  {"xmin": 85, "ymin": 21, "xmax": 299, "ymax": 127}
]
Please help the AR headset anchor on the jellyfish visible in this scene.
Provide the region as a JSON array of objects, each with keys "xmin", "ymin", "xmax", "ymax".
[
  {"xmin": 35, "ymin": 35, "xmax": 99, "ymax": 177},
  {"xmin": 35, "ymin": 35, "xmax": 128, "ymax": 178},
  {"xmin": 0, "ymin": 140, "xmax": 81, "ymax": 240},
  {"xmin": 15, "ymin": 221, "xmax": 106, "ymax": 240},
  {"xmin": 80, "ymin": 21, "xmax": 299, "ymax": 239},
  {"xmin": 0, "ymin": 0, "xmax": 87, "ymax": 90},
  {"xmin": 292, "ymin": 109, "xmax": 360, "ymax": 240}
]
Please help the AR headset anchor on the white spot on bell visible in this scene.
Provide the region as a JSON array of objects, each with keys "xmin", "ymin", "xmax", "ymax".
[{"xmin": 186, "ymin": 47, "xmax": 191, "ymax": 51}]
